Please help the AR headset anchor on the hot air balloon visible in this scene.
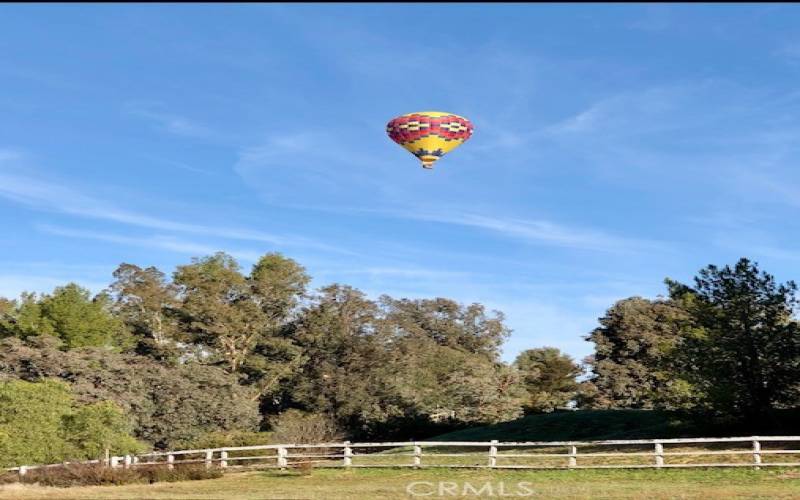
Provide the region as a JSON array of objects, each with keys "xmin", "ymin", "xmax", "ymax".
[{"xmin": 386, "ymin": 111, "xmax": 473, "ymax": 169}]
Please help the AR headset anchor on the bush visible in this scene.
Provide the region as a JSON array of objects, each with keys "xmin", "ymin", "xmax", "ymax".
[
  {"xmin": 135, "ymin": 464, "xmax": 222, "ymax": 483},
  {"xmin": 269, "ymin": 410, "xmax": 343, "ymax": 444},
  {"xmin": 7, "ymin": 463, "xmax": 223, "ymax": 488},
  {"xmin": 20, "ymin": 464, "xmax": 144, "ymax": 487},
  {"xmin": 291, "ymin": 460, "xmax": 314, "ymax": 476},
  {"xmin": 186, "ymin": 430, "xmax": 273, "ymax": 449}
]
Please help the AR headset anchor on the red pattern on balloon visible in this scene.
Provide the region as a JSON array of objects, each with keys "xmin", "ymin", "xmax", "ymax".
[{"xmin": 386, "ymin": 114, "xmax": 474, "ymax": 145}]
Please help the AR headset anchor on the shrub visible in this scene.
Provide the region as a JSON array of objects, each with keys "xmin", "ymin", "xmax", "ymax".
[
  {"xmin": 186, "ymin": 430, "xmax": 273, "ymax": 450},
  {"xmin": 269, "ymin": 410, "xmax": 343, "ymax": 445},
  {"xmin": 20, "ymin": 464, "xmax": 144, "ymax": 487},
  {"xmin": 135, "ymin": 464, "xmax": 222, "ymax": 483},
  {"xmin": 6, "ymin": 463, "xmax": 223, "ymax": 488},
  {"xmin": 291, "ymin": 460, "xmax": 314, "ymax": 476}
]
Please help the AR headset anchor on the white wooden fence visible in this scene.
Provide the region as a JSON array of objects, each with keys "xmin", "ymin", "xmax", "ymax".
[{"xmin": 5, "ymin": 436, "xmax": 800, "ymax": 477}]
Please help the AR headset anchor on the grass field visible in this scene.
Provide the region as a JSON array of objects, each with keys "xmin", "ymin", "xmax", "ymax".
[{"xmin": 1, "ymin": 468, "xmax": 799, "ymax": 499}]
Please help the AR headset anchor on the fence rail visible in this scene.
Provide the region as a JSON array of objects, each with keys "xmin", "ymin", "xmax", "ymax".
[{"xmin": 5, "ymin": 436, "xmax": 800, "ymax": 476}]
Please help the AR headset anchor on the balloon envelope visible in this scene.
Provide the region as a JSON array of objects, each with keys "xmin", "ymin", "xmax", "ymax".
[{"xmin": 386, "ymin": 111, "xmax": 474, "ymax": 169}]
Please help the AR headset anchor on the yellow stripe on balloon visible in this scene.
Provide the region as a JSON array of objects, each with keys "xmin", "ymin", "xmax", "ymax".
[{"xmin": 386, "ymin": 111, "xmax": 474, "ymax": 170}]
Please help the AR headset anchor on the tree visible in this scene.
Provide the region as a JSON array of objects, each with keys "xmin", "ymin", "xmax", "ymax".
[
  {"xmin": 667, "ymin": 258, "xmax": 800, "ymax": 418},
  {"xmin": 0, "ymin": 379, "xmax": 141, "ymax": 468},
  {"xmin": 389, "ymin": 337, "xmax": 525, "ymax": 426},
  {"xmin": 585, "ymin": 297, "xmax": 694, "ymax": 409},
  {"xmin": 0, "ymin": 292, "xmax": 56, "ymax": 339},
  {"xmin": 0, "ymin": 297, "xmax": 13, "ymax": 316},
  {"xmin": 380, "ymin": 297, "xmax": 510, "ymax": 359},
  {"xmin": 249, "ymin": 253, "xmax": 310, "ymax": 325},
  {"xmin": 1, "ymin": 285, "xmax": 131, "ymax": 349},
  {"xmin": 0, "ymin": 336, "xmax": 261, "ymax": 449},
  {"xmin": 381, "ymin": 295, "xmax": 524, "ymax": 427},
  {"xmin": 243, "ymin": 254, "xmax": 310, "ymax": 400},
  {"xmin": 109, "ymin": 263, "xmax": 181, "ymax": 350},
  {"xmin": 61, "ymin": 401, "xmax": 143, "ymax": 461},
  {"xmin": 287, "ymin": 285, "xmax": 401, "ymax": 434},
  {"xmin": 514, "ymin": 347, "xmax": 581, "ymax": 413},
  {"xmin": 0, "ymin": 379, "xmax": 72, "ymax": 466},
  {"xmin": 173, "ymin": 253, "xmax": 268, "ymax": 372},
  {"xmin": 285, "ymin": 285, "xmax": 524, "ymax": 438}
]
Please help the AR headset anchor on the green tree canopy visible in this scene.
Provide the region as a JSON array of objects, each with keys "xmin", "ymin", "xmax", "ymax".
[
  {"xmin": 585, "ymin": 297, "xmax": 695, "ymax": 410},
  {"xmin": 0, "ymin": 336, "xmax": 260, "ymax": 449},
  {"xmin": 109, "ymin": 263, "xmax": 181, "ymax": 352},
  {"xmin": 285, "ymin": 285, "xmax": 525, "ymax": 438},
  {"xmin": 380, "ymin": 296, "xmax": 510, "ymax": 359},
  {"xmin": 667, "ymin": 258, "xmax": 800, "ymax": 418},
  {"xmin": 514, "ymin": 347, "xmax": 582, "ymax": 413},
  {"xmin": 287, "ymin": 285, "xmax": 401, "ymax": 433},
  {"xmin": 0, "ymin": 292, "xmax": 55, "ymax": 339},
  {"xmin": 0, "ymin": 285, "xmax": 130, "ymax": 349},
  {"xmin": 0, "ymin": 379, "xmax": 141, "ymax": 468}
]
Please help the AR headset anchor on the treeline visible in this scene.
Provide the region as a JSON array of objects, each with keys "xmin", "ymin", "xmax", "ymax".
[
  {"xmin": 0, "ymin": 252, "xmax": 579, "ymax": 466},
  {"xmin": 1, "ymin": 253, "xmax": 798, "ymax": 467}
]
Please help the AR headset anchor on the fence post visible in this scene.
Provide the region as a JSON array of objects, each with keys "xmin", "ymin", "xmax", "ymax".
[
  {"xmin": 18, "ymin": 466, "xmax": 27, "ymax": 478},
  {"xmin": 343, "ymin": 441, "xmax": 352, "ymax": 468},
  {"xmin": 489, "ymin": 440, "xmax": 498, "ymax": 468},
  {"xmin": 277, "ymin": 446, "xmax": 288, "ymax": 469},
  {"xmin": 413, "ymin": 442, "xmax": 422, "ymax": 468},
  {"xmin": 123, "ymin": 455, "xmax": 132, "ymax": 469},
  {"xmin": 167, "ymin": 454, "xmax": 175, "ymax": 470},
  {"xmin": 654, "ymin": 442, "xmax": 664, "ymax": 468},
  {"xmin": 568, "ymin": 445, "xmax": 577, "ymax": 468},
  {"xmin": 110, "ymin": 456, "xmax": 121, "ymax": 469},
  {"xmin": 220, "ymin": 450, "xmax": 228, "ymax": 469},
  {"xmin": 205, "ymin": 449, "xmax": 213, "ymax": 469},
  {"xmin": 752, "ymin": 439, "xmax": 761, "ymax": 470}
]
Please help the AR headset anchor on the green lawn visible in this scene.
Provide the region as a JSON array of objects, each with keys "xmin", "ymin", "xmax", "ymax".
[{"xmin": 2, "ymin": 468, "xmax": 799, "ymax": 499}]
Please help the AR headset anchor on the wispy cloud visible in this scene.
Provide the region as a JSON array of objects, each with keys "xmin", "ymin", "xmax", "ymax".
[
  {"xmin": 293, "ymin": 203, "xmax": 665, "ymax": 254},
  {"xmin": 544, "ymin": 83, "xmax": 711, "ymax": 138},
  {"xmin": 317, "ymin": 266, "xmax": 475, "ymax": 282},
  {"xmin": 38, "ymin": 225, "xmax": 263, "ymax": 262},
  {"xmin": 0, "ymin": 169, "xmax": 352, "ymax": 255},
  {"xmin": 0, "ymin": 275, "xmax": 110, "ymax": 299},
  {"xmin": 416, "ymin": 210, "xmax": 663, "ymax": 253},
  {"xmin": 0, "ymin": 261, "xmax": 113, "ymax": 298},
  {"xmin": 124, "ymin": 102, "xmax": 219, "ymax": 140},
  {"xmin": 141, "ymin": 154, "xmax": 215, "ymax": 175},
  {"xmin": 234, "ymin": 131, "xmax": 398, "ymax": 206}
]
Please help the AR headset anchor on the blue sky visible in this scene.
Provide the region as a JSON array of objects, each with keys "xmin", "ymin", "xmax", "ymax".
[{"xmin": 4, "ymin": 4, "xmax": 800, "ymax": 362}]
